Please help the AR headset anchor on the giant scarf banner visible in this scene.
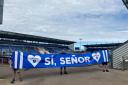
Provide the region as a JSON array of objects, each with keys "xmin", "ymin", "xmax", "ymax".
[{"xmin": 11, "ymin": 50, "xmax": 109, "ymax": 69}]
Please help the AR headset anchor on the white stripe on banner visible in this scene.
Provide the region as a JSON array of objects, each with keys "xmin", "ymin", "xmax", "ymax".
[
  {"xmin": 102, "ymin": 50, "xmax": 106, "ymax": 62},
  {"xmin": 19, "ymin": 52, "xmax": 23, "ymax": 69},
  {"xmin": 14, "ymin": 51, "xmax": 18, "ymax": 69},
  {"xmin": 105, "ymin": 50, "xmax": 109, "ymax": 62}
]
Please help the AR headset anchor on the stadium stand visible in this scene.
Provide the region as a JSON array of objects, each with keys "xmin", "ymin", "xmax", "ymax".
[
  {"xmin": 0, "ymin": 30, "xmax": 75, "ymax": 64},
  {"xmin": 83, "ymin": 43, "xmax": 122, "ymax": 52}
]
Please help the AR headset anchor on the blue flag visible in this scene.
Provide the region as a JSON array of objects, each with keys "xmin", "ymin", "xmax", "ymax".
[{"xmin": 11, "ymin": 50, "xmax": 109, "ymax": 69}]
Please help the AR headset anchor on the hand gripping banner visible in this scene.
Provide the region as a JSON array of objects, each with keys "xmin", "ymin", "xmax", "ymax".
[{"xmin": 11, "ymin": 50, "xmax": 109, "ymax": 69}]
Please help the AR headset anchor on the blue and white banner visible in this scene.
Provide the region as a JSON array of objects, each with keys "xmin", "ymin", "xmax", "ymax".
[{"xmin": 11, "ymin": 50, "xmax": 109, "ymax": 69}]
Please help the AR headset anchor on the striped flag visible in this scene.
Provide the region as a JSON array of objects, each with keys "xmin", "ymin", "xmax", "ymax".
[
  {"xmin": 12, "ymin": 51, "xmax": 24, "ymax": 69},
  {"xmin": 11, "ymin": 50, "xmax": 109, "ymax": 69}
]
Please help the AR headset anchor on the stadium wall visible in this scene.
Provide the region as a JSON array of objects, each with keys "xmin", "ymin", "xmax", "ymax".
[{"xmin": 112, "ymin": 41, "xmax": 128, "ymax": 70}]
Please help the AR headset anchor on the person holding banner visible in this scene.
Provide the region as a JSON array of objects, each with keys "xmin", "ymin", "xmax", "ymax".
[
  {"xmin": 60, "ymin": 67, "xmax": 68, "ymax": 75},
  {"xmin": 102, "ymin": 62, "xmax": 109, "ymax": 72},
  {"xmin": 102, "ymin": 50, "xmax": 109, "ymax": 72},
  {"xmin": 60, "ymin": 50, "xmax": 68, "ymax": 75},
  {"xmin": 9, "ymin": 57, "xmax": 23, "ymax": 84}
]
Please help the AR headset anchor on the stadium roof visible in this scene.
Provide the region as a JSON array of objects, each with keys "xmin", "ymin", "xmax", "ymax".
[
  {"xmin": 83, "ymin": 43, "xmax": 122, "ymax": 48},
  {"xmin": 113, "ymin": 40, "xmax": 128, "ymax": 51},
  {"xmin": 0, "ymin": 30, "xmax": 75, "ymax": 45},
  {"xmin": 83, "ymin": 43, "xmax": 123, "ymax": 50},
  {"xmin": 0, "ymin": 39, "xmax": 69, "ymax": 47},
  {"xmin": 122, "ymin": 0, "xmax": 128, "ymax": 9}
]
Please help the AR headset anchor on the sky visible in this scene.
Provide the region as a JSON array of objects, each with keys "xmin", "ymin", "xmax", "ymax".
[{"xmin": 0, "ymin": 0, "xmax": 128, "ymax": 44}]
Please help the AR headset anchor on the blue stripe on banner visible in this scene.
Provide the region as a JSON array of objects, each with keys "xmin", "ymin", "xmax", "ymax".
[{"xmin": 17, "ymin": 52, "xmax": 21, "ymax": 69}]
